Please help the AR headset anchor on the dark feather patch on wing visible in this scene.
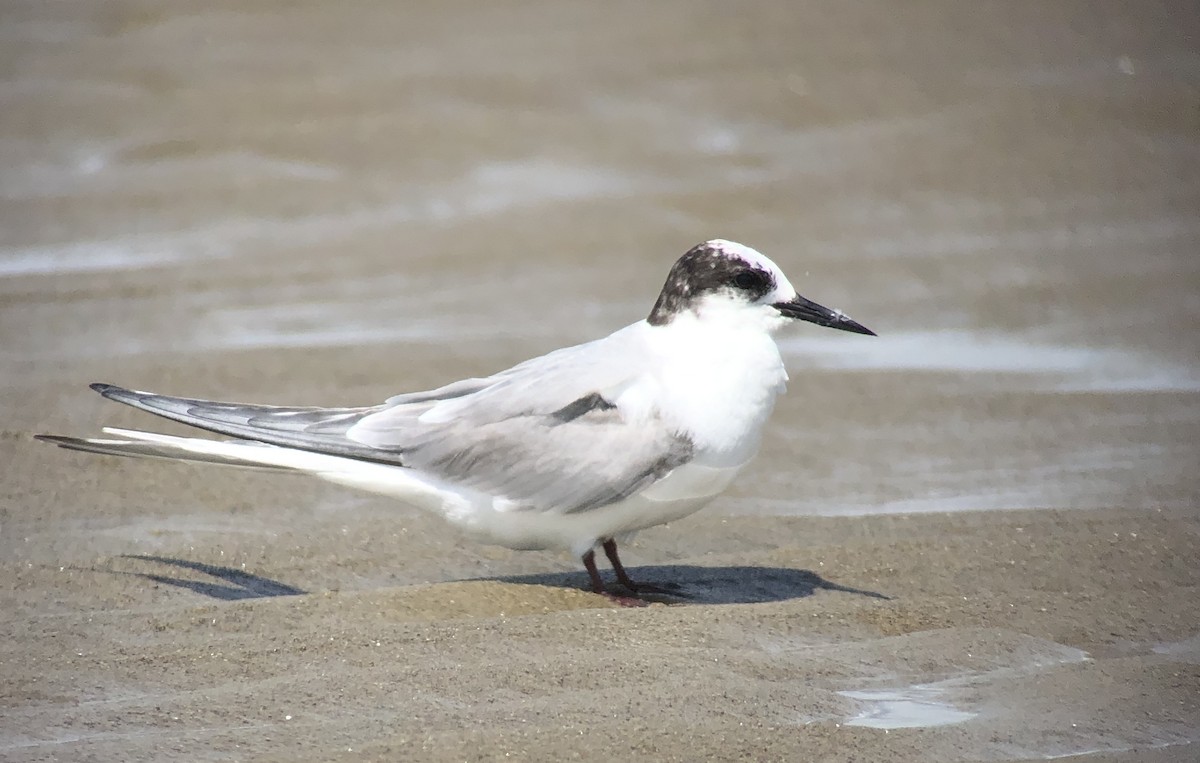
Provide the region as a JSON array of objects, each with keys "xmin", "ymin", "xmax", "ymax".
[{"xmin": 551, "ymin": 392, "xmax": 616, "ymax": 423}]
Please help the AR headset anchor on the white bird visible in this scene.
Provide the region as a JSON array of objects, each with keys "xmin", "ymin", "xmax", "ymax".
[{"xmin": 37, "ymin": 240, "xmax": 874, "ymax": 604}]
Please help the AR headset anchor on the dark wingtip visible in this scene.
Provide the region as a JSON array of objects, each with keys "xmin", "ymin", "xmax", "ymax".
[
  {"xmin": 90, "ymin": 382, "xmax": 133, "ymax": 401},
  {"xmin": 34, "ymin": 434, "xmax": 72, "ymax": 447}
]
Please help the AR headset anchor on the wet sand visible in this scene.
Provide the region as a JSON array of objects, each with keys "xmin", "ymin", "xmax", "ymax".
[
  {"xmin": 4, "ymin": 459, "xmax": 1199, "ymax": 761},
  {"xmin": 3, "ymin": 1, "xmax": 1200, "ymax": 760}
]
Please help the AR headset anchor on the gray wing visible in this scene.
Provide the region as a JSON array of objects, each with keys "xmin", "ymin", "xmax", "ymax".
[
  {"xmin": 88, "ymin": 383, "xmax": 389, "ymax": 460},
  {"xmin": 351, "ymin": 323, "xmax": 696, "ymax": 513},
  {"xmin": 89, "ymin": 323, "xmax": 695, "ymax": 513},
  {"xmin": 351, "ymin": 390, "xmax": 694, "ymax": 514}
]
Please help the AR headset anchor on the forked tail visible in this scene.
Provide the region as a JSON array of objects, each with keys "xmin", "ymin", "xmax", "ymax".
[{"xmin": 35, "ymin": 429, "xmax": 307, "ymax": 471}]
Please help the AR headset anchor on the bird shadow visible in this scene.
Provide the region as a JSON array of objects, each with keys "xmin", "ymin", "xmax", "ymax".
[
  {"xmin": 485, "ymin": 564, "xmax": 891, "ymax": 605},
  {"xmin": 108, "ymin": 554, "xmax": 307, "ymax": 601},
  {"xmin": 96, "ymin": 557, "xmax": 887, "ymax": 607}
]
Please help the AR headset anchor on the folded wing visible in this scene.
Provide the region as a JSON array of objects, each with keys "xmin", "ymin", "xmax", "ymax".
[{"xmin": 81, "ymin": 324, "xmax": 694, "ymax": 514}]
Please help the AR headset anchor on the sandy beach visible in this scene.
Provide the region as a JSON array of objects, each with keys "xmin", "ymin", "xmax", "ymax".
[
  {"xmin": 5, "ymin": 492, "xmax": 1199, "ymax": 761},
  {"xmin": 3, "ymin": 1, "xmax": 1199, "ymax": 760}
]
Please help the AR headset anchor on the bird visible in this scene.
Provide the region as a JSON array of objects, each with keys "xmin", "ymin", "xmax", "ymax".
[{"xmin": 37, "ymin": 239, "xmax": 874, "ymax": 605}]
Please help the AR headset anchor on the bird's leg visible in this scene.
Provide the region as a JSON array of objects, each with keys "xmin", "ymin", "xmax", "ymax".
[
  {"xmin": 581, "ymin": 548, "xmax": 607, "ymax": 594},
  {"xmin": 582, "ymin": 547, "xmax": 647, "ymax": 607},
  {"xmin": 602, "ymin": 539, "xmax": 680, "ymax": 596},
  {"xmin": 602, "ymin": 538, "xmax": 641, "ymax": 591}
]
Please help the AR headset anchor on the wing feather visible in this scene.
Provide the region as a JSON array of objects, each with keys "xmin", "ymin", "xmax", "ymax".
[{"xmin": 88, "ymin": 322, "xmax": 693, "ymax": 514}]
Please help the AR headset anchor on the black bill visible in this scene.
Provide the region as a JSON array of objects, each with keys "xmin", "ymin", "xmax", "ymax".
[{"xmin": 773, "ymin": 295, "xmax": 876, "ymax": 336}]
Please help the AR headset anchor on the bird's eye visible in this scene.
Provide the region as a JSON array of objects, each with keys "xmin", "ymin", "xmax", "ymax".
[{"xmin": 733, "ymin": 270, "xmax": 764, "ymax": 290}]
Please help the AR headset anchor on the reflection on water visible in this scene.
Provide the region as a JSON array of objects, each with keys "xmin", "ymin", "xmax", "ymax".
[
  {"xmin": 840, "ymin": 687, "xmax": 976, "ymax": 729},
  {"xmin": 781, "ymin": 330, "xmax": 1200, "ymax": 393},
  {"xmin": 0, "ymin": 159, "xmax": 649, "ymax": 277}
]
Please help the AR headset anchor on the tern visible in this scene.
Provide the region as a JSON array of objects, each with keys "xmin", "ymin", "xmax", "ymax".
[{"xmin": 37, "ymin": 240, "xmax": 874, "ymax": 604}]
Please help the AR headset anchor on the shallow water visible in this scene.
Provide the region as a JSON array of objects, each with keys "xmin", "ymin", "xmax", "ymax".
[
  {"xmin": 2, "ymin": 0, "xmax": 1198, "ymax": 524},
  {"xmin": 840, "ymin": 688, "xmax": 977, "ymax": 730}
]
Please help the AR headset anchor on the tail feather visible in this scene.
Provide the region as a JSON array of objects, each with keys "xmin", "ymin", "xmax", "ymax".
[
  {"xmin": 36, "ymin": 383, "xmax": 472, "ymax": 515},
  {"xmin": 36, "ymin": 427, "xmax": 456, "ymax": 512},
  {"xmin": 87, "ymin": 383, "xmax": 401, "ymax": 465},
  {"xmin": 34, "ymin": 430, "xmax": 297, "ymax": 471}
]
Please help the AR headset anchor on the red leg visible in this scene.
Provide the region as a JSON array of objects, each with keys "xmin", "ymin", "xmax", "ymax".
[
  {"xmin": 582, "ymin": 548, "xmax": 607, "ymax": 594},
  {"xmin": 602, "ymin": 538, "xmax": 640, "ymax": 591},
  {"xmin": 603, "ymin": 538, "xmax": 678, "ymax": 596},
  {"xmin": 582, "ymin": 547, "xmax": 648, "ymax": 607}
]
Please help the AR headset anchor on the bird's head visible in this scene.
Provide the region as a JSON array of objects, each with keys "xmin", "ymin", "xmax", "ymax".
[{"xmin": 647, "ymin": 239, "xmax": 875, "ymax": 336}]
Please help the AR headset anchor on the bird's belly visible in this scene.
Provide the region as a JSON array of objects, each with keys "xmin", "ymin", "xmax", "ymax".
[{"xmin": 452, "ymin": 461, "xmax": 745, "ymax": 555}]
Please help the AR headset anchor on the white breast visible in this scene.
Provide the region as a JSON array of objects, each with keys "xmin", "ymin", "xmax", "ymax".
[{"xmin": 646, "ymin": 311, "xmax": 789, "ymax": 466}]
